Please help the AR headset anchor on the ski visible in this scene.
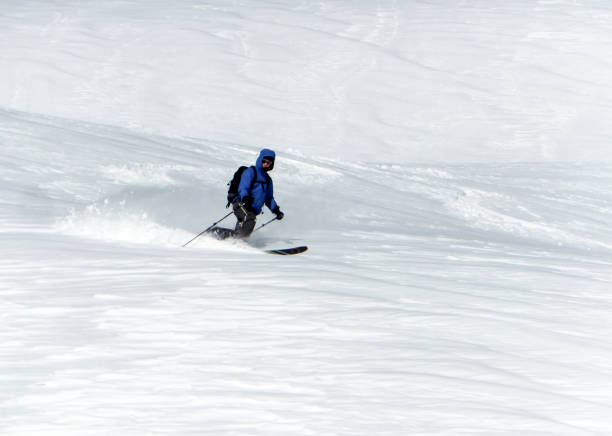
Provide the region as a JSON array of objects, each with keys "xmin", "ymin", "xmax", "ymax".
[
  {"xmin": 264, "ymin": 246, "xmax": 308, "ymax": 255},
  {"xmin": 205, "ymin": 227, "xmax": 307, "ymax": 255},
  {"xmin": 208, "ymin": 226, "xmax": 235, "ymax": 240}
]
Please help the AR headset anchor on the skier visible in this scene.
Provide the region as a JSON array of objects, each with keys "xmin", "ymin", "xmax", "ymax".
[{"xmin": 231, "ymin": 148, "xmax": 284, "ymax": 238}]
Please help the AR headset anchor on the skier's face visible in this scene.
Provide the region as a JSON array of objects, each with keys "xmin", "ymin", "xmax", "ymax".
[{"xmin": 262, "ymin": 158, "xmax": 274, "ymax": 171}]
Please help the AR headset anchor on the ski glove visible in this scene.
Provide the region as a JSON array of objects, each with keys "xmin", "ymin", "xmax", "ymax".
[
  {"xmin": 273, "ymin": 207, "xmax": 284, "ymax": 220},
  {"xmin": 240, "ymin": 196, "xmax": 254, "ymax": 212}
]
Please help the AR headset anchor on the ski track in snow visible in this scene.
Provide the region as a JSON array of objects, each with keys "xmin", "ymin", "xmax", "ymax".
[{"xmin": 1, "ymin": 110, "xmax": 612, "ymax": 435}]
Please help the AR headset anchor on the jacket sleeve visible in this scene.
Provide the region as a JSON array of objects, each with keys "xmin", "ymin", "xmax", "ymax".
[
  {"xmin": 265, "ymin": 179, "xmax": 278, "ymax": 212},
  {"xmin": 237, "ymin": 167, "xmax": 256, "ymax": 199}
]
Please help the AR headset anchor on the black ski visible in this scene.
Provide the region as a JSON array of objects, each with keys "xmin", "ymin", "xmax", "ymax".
[
  {"xmin": 207, "ymin": 227, "xmax": 307, "ymax": 255},
  {"xmin": 265, "ymin": 246, "xmax": 308, "ymax": 255},
  {"xmin": 208, "ymin": 226, "xmax": 235, "ymax": 240}
]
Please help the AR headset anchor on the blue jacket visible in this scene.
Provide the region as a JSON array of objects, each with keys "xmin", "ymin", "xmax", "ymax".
[{"xmin": 237, "ymin": 149, "xmax": 279, "ymax": 214}]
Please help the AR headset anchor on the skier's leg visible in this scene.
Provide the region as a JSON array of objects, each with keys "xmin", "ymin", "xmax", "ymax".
[{"xmin": 233, "ymin": 203, "xmax": 257, "ymax": 238}]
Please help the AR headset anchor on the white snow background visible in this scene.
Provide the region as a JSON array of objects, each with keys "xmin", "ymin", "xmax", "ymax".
[{"xmin": 1, "ymin": 1, "xmax": 612, "ymax": 435}]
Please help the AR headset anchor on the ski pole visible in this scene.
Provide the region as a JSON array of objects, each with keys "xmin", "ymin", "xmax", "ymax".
[
  {"xmin": 182, "ymin": 211, "xmax": 233, "ymax": 247},
  {"xmin": 253, "ymin": 217, "xmax": 278, "ymax": 233}
]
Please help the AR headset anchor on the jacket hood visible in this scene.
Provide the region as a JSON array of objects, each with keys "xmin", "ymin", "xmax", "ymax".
[{"xmin": 256, "ymin": 148, "xmax": 276, "ymax": 171}]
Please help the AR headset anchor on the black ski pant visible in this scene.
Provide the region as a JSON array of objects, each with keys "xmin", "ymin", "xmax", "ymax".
[{"xmin": 233, "ymin": 202, "xmax": 257, "ymax": 238}]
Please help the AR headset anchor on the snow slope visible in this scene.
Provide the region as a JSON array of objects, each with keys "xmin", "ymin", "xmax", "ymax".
[
  {"xmin": 2, "ymin": 0, "xmax": 612, "ymax": 162},
  {"xmin": 2, "ymin": 109, "xmax": 612, "ymax": 435},
  {"xmin": 2, "ymin": 1, "xmax": 612, "ymax": 435}
]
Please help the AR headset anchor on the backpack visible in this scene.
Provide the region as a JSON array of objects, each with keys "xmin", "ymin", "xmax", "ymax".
[{"xmin": 226, "ymin": 166, "xmax": 256, "ymax": 207}]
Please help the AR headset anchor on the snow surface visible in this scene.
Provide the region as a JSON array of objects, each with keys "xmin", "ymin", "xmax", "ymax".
[
  {"xmin": 3, "ymin": 0, "xmax": 612, "ymax": 162},
  {"xmin": 2, "ymin": 1, "xmax": 612, "ymax": 435}
]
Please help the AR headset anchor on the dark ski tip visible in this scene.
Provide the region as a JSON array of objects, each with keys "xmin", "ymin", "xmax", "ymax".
[{"xmin": 265, "ymin": 246, "xmax": 308, "ymax": 255}]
